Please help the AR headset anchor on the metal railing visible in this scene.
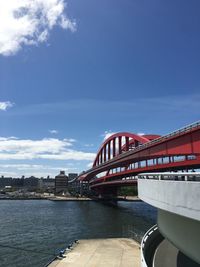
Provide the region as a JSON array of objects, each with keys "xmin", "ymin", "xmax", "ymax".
[
  {"xmin": 141, "ymin": 120, "xmax": 200, "ymax": 147},
  {"xmin": 91, "ymin": 121, "xmax": 200, "ymax": 170},
  {"xmin": 78, "ymin": 121, "xmax": 200, "ymax": 179},
  {"xmin": 138, "ymin": 172, "xmax": 200, "ymax": 182},
  {"xmin": 141, "ymin": 225, "xmax": 164, "ymax": 267}
]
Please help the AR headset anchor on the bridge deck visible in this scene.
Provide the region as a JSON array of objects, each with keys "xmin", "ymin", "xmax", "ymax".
[{"xmin": 48, "ymin": 238, "xmax": 140, "ymax": 267}]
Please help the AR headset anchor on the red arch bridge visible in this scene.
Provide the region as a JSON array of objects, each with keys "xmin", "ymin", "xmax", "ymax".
[{"xmin": 69, "ymin": 121, "xmax": 200, "ymax": 198}]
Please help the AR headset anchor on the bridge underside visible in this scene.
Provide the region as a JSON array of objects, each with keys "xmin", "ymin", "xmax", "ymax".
[
  {"xmin": 88, "ymin": 157, "xmax": 200, "ymax": 193},
  {"xmin": 89, "ymin": 179, "xmax": 137, "ymax": 198}
]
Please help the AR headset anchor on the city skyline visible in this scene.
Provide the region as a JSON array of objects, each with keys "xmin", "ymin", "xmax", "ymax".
[{"xmin": 0, "ymin": 0, "xmax": 200, "ymax": 177}]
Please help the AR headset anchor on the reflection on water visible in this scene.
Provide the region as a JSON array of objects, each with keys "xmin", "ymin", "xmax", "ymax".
[{"xmin": 0, "ymin": 200, "xmax": 156, "ymax": 267}]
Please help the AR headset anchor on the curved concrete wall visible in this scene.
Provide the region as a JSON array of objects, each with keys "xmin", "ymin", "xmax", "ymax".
[
  {"xmin": 141, "ymin": 225, "xmax": 164, "ymax": 267},
  {"xmin": 138, "ymin": 179, "xmax": 200, "ymax": 264},
  {"xmin": 138, "ymin": 179, "xmax": 200, "ymax": 221},
  {"xmin": 158, "ymin": 209, "xmax": 200, "ymax": 265}
]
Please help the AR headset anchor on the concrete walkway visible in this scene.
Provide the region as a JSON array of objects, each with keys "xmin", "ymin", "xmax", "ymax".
[{"xmin": 48, "ymin": 238, "xmax": 140, "ymax": 267}]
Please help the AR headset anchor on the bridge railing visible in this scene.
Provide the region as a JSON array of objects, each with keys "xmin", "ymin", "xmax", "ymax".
[
  {"xmin": 90, "ymin": 120, "xmax": 200, "ymax": 170},
  {"xmin": 126, "ymin": 120, "xmax": 200, "ymax": 155},
  {"xmin": 141, "ymin": 225, "xmax": 164, "ymax": 267},
  {"xmin": 78, "ymin": 121, "xmax": 200, "ymax": 179},
  {"xmin": 138, "ymin": 172, "xmax": 200, "ymax": 182},
  {"xmin": 144, "ymin": 120, "xmax": 200, "ymax": 146}
]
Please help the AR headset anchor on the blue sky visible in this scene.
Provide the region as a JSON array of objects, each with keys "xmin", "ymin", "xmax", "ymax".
[{"xmin": 0, "ymin": 0, "xmax": 199, "ymax": 177}]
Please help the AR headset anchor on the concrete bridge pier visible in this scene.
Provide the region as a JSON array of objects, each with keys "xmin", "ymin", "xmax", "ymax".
[{"xmin": 95, "ymin": 186, "xmax": 118, "ymax": 200}]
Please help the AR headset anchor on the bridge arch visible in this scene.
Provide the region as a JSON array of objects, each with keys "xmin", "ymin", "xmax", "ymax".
[{"xmin": 93, "ymin": 132, "xmax": 154, "ymax": 167}]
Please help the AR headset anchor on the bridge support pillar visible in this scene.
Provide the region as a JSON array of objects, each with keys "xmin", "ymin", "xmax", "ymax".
[{"xmin": 96, "ymin": 187, "xmax": 118, "ymax": 200}]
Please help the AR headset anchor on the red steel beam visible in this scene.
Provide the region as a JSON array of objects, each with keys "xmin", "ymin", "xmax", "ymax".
[
  {"xmin": 118, "ymin": 136, "xmax": 122, "ymax": 154},
  {"xmin": 79, "ymin": 123, "xmax": 200, "ymax": 182},
  {"xmin": 113, "ymin": 138, "xmax": 116, "ymax": 158},
  {"xmin": 104, "ymin": 146, "xmax": 106, "ymax": 162},
  {"xmin": 108, "ymin": 141, "xmax": 111, "ymax": 160},
  {"xmin": 90, "ymin": 156, "xmax": 200, "ymax": 186}
]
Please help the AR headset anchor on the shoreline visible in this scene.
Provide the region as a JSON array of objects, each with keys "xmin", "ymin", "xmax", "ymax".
[{"xmin": 0, "ymin": 196, "xmax": 141, "ymax": 201}]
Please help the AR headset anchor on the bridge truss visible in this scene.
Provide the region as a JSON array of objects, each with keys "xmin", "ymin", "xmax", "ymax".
[{"xmin": 71, "ymin": 121, "xmax": 200, "ymax": 196}]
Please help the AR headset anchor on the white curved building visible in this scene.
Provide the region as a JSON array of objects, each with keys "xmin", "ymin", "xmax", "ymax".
[{"xmin": 138, "ymin": 172, "xmax": 200, "ymax": 267}]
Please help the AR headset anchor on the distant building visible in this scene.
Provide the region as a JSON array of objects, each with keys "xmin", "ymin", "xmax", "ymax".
[
  {"xmin": 0, "ymin": 176, "xmax": 12, "ymax": 188},
  {"xmin": 68, "ymin": 173, "xmax": 78, "ymax": 181},
  {"xmin": 12, "ymin": 178, "xmax": 24, "ymax": 189},
  {"xmin": 39, "ymin": 177, "xmax": 55, "ymax": 192},
  {"xmin": 23, "ymin": 176, "xmax": 39, "ymax": 191},
  {"xmin": 55, "ymin": 171, "xmax": 68, "ymax": 195}
]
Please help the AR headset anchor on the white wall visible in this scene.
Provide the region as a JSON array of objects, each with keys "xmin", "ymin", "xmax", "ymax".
[
  {"xmin": 138, "ymin": 179, "xmax": 200, "ymax": 221},
  {"xmin": 158, "ymin": 209, "xmax": 200, "ymax": 264},
  {"xmin": 138, "ymin": 179, "xmax": 200, "ymax": 264}
]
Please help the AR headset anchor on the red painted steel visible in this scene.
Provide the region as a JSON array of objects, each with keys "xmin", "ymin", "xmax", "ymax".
[
  {"xmin": 90, "ymin": 156, "xmax": 200, "ymax": 186},
  {"xmin": 108, "ymin": 141, "xmax": 111, "ymax": 160},
  {"xmin": 90, "ymin": 179, "xmax": 137, "ymax": 190},
  {"xmin": 93, "ymin": 132, "xmax": 150, "ymax": 167},
  {"xmin": 79, "ymin": 122, "xmax": 200, "ymax": 191},
  {"xmin": 118, "ymin": 136, "xmax": 122, "ymax": 154},
  {"xmin": 104, "ymin": 146, "xmax": 106, "ymax": 162},
  {"xmin": 125, "ymin": 137, "xmax": 129, "ymax": 151},
  {"xmin": 113, "ymin": 138, "xmax": 116, "ymax": 158}
]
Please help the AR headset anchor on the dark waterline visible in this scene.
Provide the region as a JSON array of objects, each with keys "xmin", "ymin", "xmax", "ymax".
[{"xmin": 0, "ymin": 200, "xmax": 157, "ymax": 267}]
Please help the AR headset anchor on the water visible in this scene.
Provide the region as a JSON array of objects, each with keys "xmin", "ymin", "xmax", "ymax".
[{"xmin": 0, "ymin": 200, "xmax": 157, "ymax": 267}]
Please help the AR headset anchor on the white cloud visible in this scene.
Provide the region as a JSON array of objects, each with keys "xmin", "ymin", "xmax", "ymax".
[
  {"xmin": 0, "ymin": 0, "xmax": 76, "ymax": 56},
  {"xmin": 49, "ymin": 129, "xmax": 58, "ymax": 134},
  {"xmin": 0, "ymin": 136, "xmax": 95, "ymax": 161},
  {"xmin": 102, "ymin": 131, "xmax": 116, "ymax": 141},
  {"xmin": 87, "ymin": 162, "xmax": 93, "ymax": 168},
  {"xmin": 102, "ymin": 131, "xmax": 146, "ymax": 142},
  {"xmin": 0, "ymin": 101, "xmax": 14, "ymax": 111},
  {"xmin": 0, "ymin": 163, "xmax": 70, "ymax": 171},
  {"xmin": 63, "ymin": 138, "xmax": 76, "ymax": 143},
  {"xmin": 137, "ymin": 132, "xmax": 145, "ymax": 136},
  {"xmin": 84, "ymin": 144, "xmax": 94, "ymax": 147},
  {"xmin": 39, "ymin": 150, "xmax": 95, "ymax": 160},
  {"xmin": 0, "ymin": 163, "xmax": 77, "ymax": 176},
  {"xmin": 0, "ymin": 171, "xmax": 16, "ymax": 177}
]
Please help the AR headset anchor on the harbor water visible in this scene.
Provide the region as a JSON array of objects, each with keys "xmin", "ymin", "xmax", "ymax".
[{"xmin": 0, "ymin": 200, "xmax": 156, "ymax": 267}]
